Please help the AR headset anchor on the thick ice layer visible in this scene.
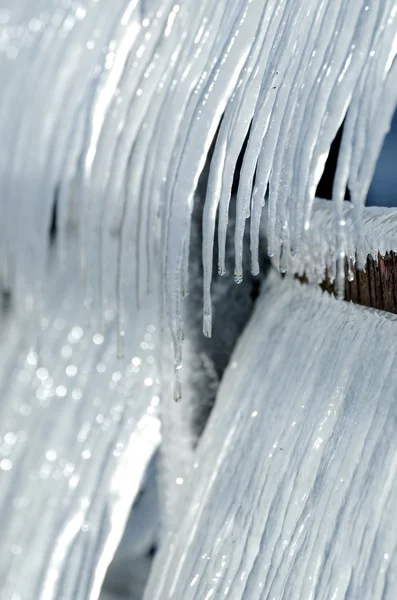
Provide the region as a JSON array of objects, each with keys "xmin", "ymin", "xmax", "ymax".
[
  {"xmin": 145, "ymin": 272, "xmax": 397, "ymax": 600},
  {"xmin": 0, "ymin": 251, "xmax": 161, "ymax": 600},
  {"xmin": 0, "ymin": 1, "xmax": 397, "ymax": 594}
]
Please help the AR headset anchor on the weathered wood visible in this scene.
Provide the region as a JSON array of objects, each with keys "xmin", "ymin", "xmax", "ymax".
[
  {"xmin": 346, "ymin": 252, "xmax": 397, "ymax": 314},
  {"xmin": 299, "ymin": 251, "xmax": 397, "ymax": 315}
]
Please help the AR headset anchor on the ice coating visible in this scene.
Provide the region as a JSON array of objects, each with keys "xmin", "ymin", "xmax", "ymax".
[
  {"xmin": 144, "ymin": 272, "xmax": 397, "ymax": 600},
  {"xmin": 0, "ymin": 0, "xmax": 396, "ymax": 365},
  {"xmin": 0, "ymin": 1, "xmax": 396, "ymax": 596},
  {"xmin": 283, "ymin": 199, "xmax": 397, "ymax": 285}
]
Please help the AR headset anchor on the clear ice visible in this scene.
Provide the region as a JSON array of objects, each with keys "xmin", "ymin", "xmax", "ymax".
[{"xmin": 0, "ymin": 0, "xmax": 396, "ymax": 599}]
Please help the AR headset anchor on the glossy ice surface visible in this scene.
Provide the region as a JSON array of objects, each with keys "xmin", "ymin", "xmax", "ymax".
[
  {"xmin": 0, "ymin": 1, "xmax": 396, "ymax": 599},
  {"xmin": 146, "ymin": 273, "xmax": 397, "ymax": 600}
]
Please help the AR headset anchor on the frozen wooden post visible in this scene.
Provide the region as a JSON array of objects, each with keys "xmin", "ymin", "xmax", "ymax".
[{"xmin": 300, "ymin": 251, "xmax": 397, "ymax": 315}]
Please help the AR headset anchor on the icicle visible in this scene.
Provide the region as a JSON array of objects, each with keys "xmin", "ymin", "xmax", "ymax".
[
  {"xmin": 79, "ymin": 0, "xmax": 178, "ymax": 324},
  {"xmin": 202, "ymin": 132, "xmax": 227, "ymax": 335},
  {"xmin": 145, "ymin": 0, "xmax": 234, "ymax": 316},
  {"xmin": 165, "ymin": 0, "xmax": 265, "ymax": 366},
  {"xmin": 300, "ymin": 2, "xmax": 382, "ymax": 249},
  {"xmin": 349, "ymin": 3, "xmax": 397, "ymax": 269},
  {"xmin": 208, "ymin": 0, "xmax": 278, "ymax": 281},
  {"xmin": 332, "ymin": 98, "xmax": 358, "ymax": 299},
  {"xmin": 238, "ymin": 0, "xmax": 312, "ymax": 273},
  {"xmin": 292, "ymin": 0, "xmax": 358, "ymax": 249}
]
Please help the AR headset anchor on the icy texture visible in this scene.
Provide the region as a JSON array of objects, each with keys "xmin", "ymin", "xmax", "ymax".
[
  {"xmin": 145, "ymin": 272, "xmax": 397, "ymax": 600},
  {"xmin": 0, "ymin": 0, "xmax": 397, "ymax": 596},
  {"xmin": 0, "ymin": 250, "xmax": 161, "ymax": 600},
  {"xmin": 1, "ymin": 0, "xmax": 395, "ymax": 370},
  {"xmin": 281, "ymin": 198, "xmax": 397, "ymax": 284},
  {"xmin": 157, "ymin": 202, "xmax": 258, "ymax": 533}
]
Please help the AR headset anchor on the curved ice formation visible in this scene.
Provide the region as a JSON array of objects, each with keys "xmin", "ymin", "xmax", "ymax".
[
  {"xmin": 0, "ymin": 0, "xmax": 396, "ymax": 365},
  {"xmin": 144, "ymin": 272, "xmax": 397, "ymax": 600},
  {"xmin": 0, "ymin": 1, "xmax": 396, "ymax": 599}
]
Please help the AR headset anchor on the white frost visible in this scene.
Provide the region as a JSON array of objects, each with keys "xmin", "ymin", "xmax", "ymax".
[{"xmin": 145, "ymin": 272, "xmax": 397, "ymax": 600}]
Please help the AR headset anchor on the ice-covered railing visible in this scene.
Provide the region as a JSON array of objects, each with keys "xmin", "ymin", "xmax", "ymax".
[
  {"xmin": 0, "ymin": 0, "xmax": 397, "ymax": 597},
  {"xmin": 279, "ymin": 198, "xmax": 397, "ymax": 285}
]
